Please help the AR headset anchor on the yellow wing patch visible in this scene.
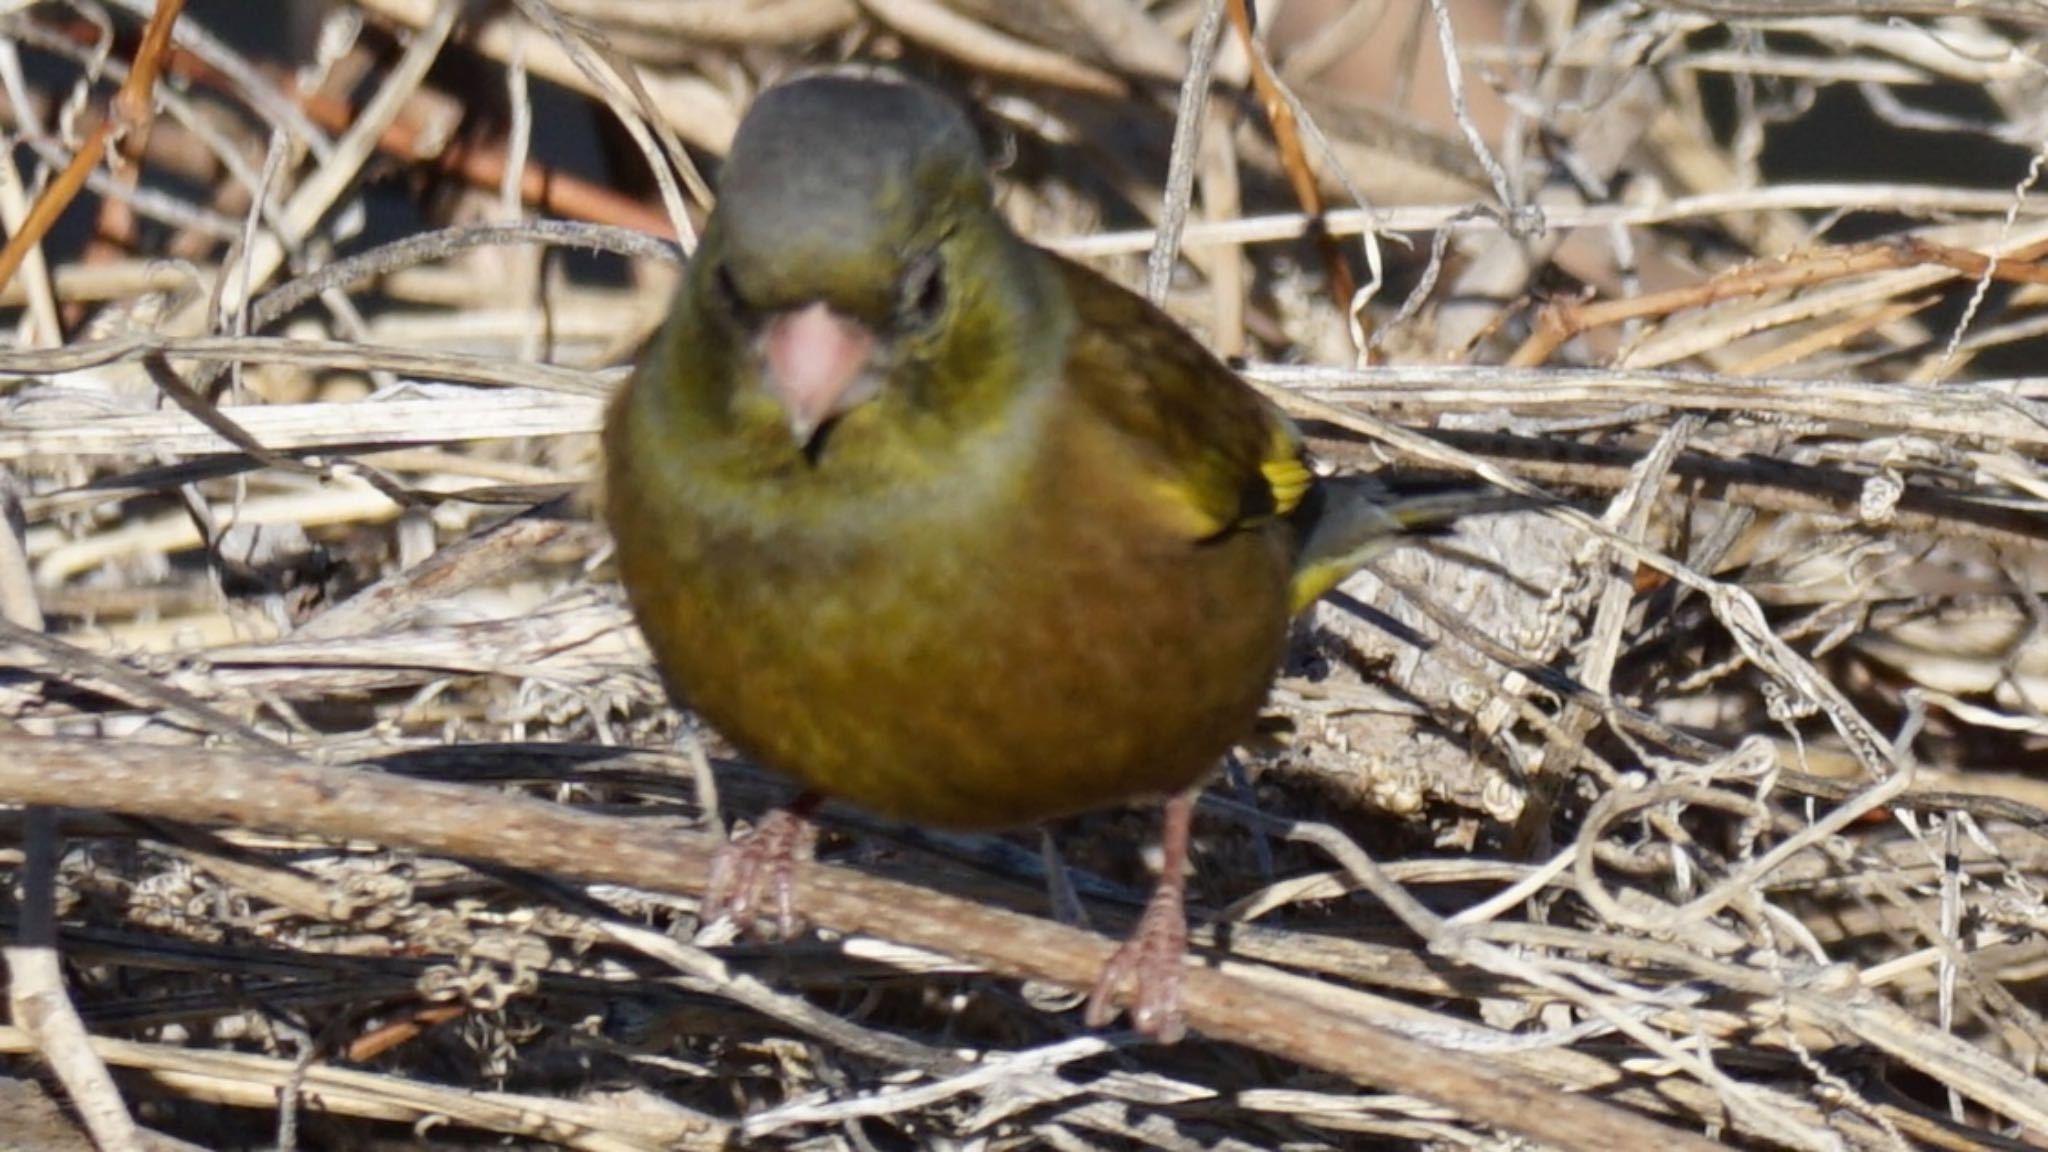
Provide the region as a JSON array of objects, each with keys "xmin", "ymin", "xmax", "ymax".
[
  {"xmin": 1140, "ymin": 474, "xmax": 1237, "ymax": 539},
  {"xmin": 1259, "ymin": 423, "xmax": 1313, "ymax": 519},
  {"xmin": 1136, "ymin": 419, "xmax": 1309, "ymax": 540}
]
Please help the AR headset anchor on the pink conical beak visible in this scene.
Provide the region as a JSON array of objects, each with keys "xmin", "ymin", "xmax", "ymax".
[{"xmin": 758, "ymin": 302, "xmax": 880, "ymax": 445}]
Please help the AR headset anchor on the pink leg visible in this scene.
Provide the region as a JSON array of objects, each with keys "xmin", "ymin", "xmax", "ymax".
[
  {"xmin": 1085, "ymin": 790, "xmax": 1194, "ymax": 1043},
  {"xmin": 702, "ymin": 793, "xmax": 822, "ymax": 939}
]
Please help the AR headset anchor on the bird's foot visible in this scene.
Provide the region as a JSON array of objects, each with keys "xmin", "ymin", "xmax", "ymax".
[
  {"xmin": 1084, "ymin": 880, "xmax": 1189, "ymax": 1043},
  {"xmin": 702, "ymin": 803, "xmax": 819, "ymax": 939}
]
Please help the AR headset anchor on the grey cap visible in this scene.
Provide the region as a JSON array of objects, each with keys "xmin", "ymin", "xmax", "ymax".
[{"xmin": 713, "ymin": 70, "xmax": 991, "ymax": 311}]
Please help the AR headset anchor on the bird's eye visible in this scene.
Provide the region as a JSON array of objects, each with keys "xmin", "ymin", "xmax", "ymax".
[
  {"xmin": 900, "ymin": 254, "xmax": 946, "ymax": 331},
  {"xmin": 714, "ymin": 262, "xmax": 753, "ymax": 319}
]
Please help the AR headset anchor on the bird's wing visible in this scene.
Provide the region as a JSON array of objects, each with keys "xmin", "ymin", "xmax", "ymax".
[{"xmin": 1056, "ymin": 257, "xmax": 1311, "ymax": 541}]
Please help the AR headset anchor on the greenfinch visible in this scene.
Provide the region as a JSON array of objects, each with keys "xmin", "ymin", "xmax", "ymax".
[{"xmin": 604, "ymin": 68, "xmax": 1510, "ymax": 1041}]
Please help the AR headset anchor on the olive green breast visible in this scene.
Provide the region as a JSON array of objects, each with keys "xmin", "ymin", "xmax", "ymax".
[{"xmin": 605, "ymin": 380, "xmax": 1295, "ymax": 831}]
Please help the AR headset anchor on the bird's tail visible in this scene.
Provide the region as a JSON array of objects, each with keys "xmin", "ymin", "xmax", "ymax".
[{"xmin": 1287, "ymin": 474, "xmax": 1537, "ymax": 616}]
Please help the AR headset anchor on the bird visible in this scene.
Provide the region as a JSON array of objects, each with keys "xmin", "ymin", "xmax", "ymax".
[{"xmin": 603, "ymin": 66, "xmax": 1516, "ymax": 1042}]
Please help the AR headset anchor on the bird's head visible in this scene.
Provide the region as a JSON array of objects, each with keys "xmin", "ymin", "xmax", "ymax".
[{"xmin": 669, "ymin": 69, "xmax": 1064, "ymax": 482}]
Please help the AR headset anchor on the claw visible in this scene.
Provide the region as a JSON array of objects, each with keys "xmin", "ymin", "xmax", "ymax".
[
  {"xmin": 701, "ymin": 800, "xmax": 820, "ymax": 940},
  {"xmin": 1084, "ymin": 884, "xmax": 1189, "ymax": 1042},
  {"xmin": 1081, "ymin": 789, "xmax": 1196, "ymax": 1043}
]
